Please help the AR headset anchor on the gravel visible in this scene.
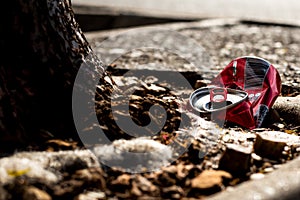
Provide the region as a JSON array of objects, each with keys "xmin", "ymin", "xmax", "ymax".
[{"xmin": 178, "ymin": 23, "xmax": 300, "ymax": 86}]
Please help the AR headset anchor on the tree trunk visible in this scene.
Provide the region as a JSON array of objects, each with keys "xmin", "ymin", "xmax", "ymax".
[{"xmin": 0, "ymin": 0, "xmax": 110, "ymax": 151}]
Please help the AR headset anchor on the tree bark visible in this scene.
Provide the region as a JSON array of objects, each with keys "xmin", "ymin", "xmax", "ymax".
[{"xmin": 0, "ymin": 0, "xmax": 110, "ymax": 151}]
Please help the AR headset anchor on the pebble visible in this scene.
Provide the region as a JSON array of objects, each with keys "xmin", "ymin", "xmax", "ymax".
[
  {"xmin": 191, "ymin": 170, "xmax": 232, "ymax": 192},
  {"xmin": 263, "ymin": 167, "xmax": 274, "ymax": 173},
  {"xmin": 251, "ymin": 153, "xmax": 262, "ymax": 161},
  {"xmin": 276, "ymin": 123, "xmax": 285, "ymax": 129},
  {"xmin": 75, "ymin": 191, "xmax": 106, "ymax": 200},
  {"xmin": 135, "ymin": 175, "xmax": 158, "ymax": 193},
  {"xmin": 218, "ymin": 144, "xmax": 252, "ymax": 175},
  {"xmin": 131, "ymin": 182, "xmax": 143, "ymax": 196},
  {"xmin": 194, "ymin": 80, "xmax": 209, "ymax": 89},
  {"xmin": 111, "ymin": 174, "xmax": 131, "ymax": 186},
  {"xmin": 250, "ymin": 173, "xmax": 265, "ymax": 180},
  {"xmin": 221, "ymin": 134, "xmax": 232, "ymax": 143},
  {"xmin": 254, "ymin": 131, "xmax": 289, "ymax": 160},
  {"xmin": 22, "ymin": 186, "xmax": 51, "ymax": 200}
]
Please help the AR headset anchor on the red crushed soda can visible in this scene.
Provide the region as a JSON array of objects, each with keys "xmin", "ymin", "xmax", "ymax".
[{"xmin": 190, "ymin": 56, "xmax": 281, "ymax": 129}]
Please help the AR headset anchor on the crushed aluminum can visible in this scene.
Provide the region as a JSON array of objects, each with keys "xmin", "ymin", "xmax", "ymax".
[{"xmin": 189, "ymin": 56, "xmax": 281, "ymax": 129}]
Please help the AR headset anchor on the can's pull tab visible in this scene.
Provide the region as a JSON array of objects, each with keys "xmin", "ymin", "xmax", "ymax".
[
  {"xmin": 209, "ymin": 88, "xmax": 228, "ymax": 109},
  {"xmin": 210, "ymin": 87, "xmax": 227, "ymax": 103}
]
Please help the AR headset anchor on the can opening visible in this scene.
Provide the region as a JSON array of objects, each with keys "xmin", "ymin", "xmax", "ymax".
[
  {"xmin": 204, "ymin": 100, "xmax": 233, "ymax": 110},
  {"xmin": 206, "ymin": 88, "xmax": 231, "ymax": 110}
]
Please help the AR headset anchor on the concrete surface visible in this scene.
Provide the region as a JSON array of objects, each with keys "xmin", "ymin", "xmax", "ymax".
[
  {"xmin": 209, "ymin": 155, "xmax": 300, "ymax": 200},
  {"xmin": 72, "ymin": 0, "xmax": 300, "ymax": 25}
]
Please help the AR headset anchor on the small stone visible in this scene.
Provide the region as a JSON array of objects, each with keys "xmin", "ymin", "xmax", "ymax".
[
  {"xmin": 75, "ymin": 191, "xmax": 106, "ymax": 200},
  {"xmin": 163, "ymin": 165, "xmax": 177, "ymax": 174},
  {"xmin": 194, "ymin": 80, "xmax": 210, "ymax": 89},
  {"xmin": 111, "ymin": 174, "xmax": 132, "ymax": 186},
  {"xmin": 275, "ymin": 123, "xmax": 285, "ymax": 129},
  {"xmin": 264, "ymin": 167, "xmax": 274, "ymax": 173},
  {"xmin": 22, "ymin": 186, "xmax": 51, "ymax": 200},
  {"xmin": 254, "ymin": 131, "xmax": 292, "ymax": 160},
  {"xmin": 218, "ymin": 144, "xmax": 252, "ymax": 175},
  {"xmin": 274, "ymin": 42, "xmax": 283, "ymax": 48},
  {"xmin": 261, "ymin": 45, "xmax": 270, "ymax": 52},
  {"xmin": 72, "ymin": 168, "xmax": 106, "ymax": 190},
  {"xmin": 191, "ymin": 170, "xmax": 232, "ymax": 191},
  {"xmin": 131, "ymin": 182, "xmax": 142, "ymax": 196},
  {"xmin": 46, "ymin": 139, "xmax": 77, "ymax": 151},
  {"xmin": 251, "ymin": 153, "xmax": 264, "ymax": 167},
  {"xmin": 144, "ymin": 83, "xmax": 166, "ymax": 92},
  {"xmin": 251, "ymin": 153, "xmax": 262, "ymax": 161},
  {"xmin": 130, "ymin": 95, "xmax": 143, "ymax": 101},
  {"xmin": 273, "ymin": 97, "xmax": 300, "ymax": 125},
  {"xmin": 162, "ymin": 185, "xmax": 184, "ymax": 199},
  {"xmin": 250, "ymin": 173, "xmax": 265, "ymax": 180},
  {"xmin": 221, "ymin": 134, "xmax": 232, "ymax": 143},
  {"xmin": 135, "ymin": 175, "xmax": 158, "ymax": 193}
]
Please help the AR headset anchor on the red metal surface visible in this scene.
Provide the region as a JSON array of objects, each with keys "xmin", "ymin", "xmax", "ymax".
[{"xmin": 211, "ymin": 56, "xmax": 281, "ymax": 129}]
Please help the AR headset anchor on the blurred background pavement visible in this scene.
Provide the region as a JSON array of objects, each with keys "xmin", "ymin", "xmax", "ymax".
[{"xmin": 72, "ymin": 0, "xmax": 300, "ymax": 31}]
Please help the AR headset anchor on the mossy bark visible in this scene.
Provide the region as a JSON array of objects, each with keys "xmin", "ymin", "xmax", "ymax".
[{"xmin": 0, "ymin": 0, "xmax": 109, "ymax": 151}]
